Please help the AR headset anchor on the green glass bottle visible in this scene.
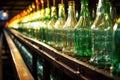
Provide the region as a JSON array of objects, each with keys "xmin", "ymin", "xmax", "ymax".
[
  {"xmin": 39, "ymin": 8, "xmax": 45, "ymax": 41},
  {"xmin": 42, "ymin": 7, "xmax": 51, "ymax": 43},
  {"xmin": 47, "ymin": 5, "xmax": 57, "ymax": 46},
  {"xmin": 90, "ymin": 0, "xmax": 113, "ymax": 69},
  {"xmin": 62, "ymin": 1, "xmax": 77, "ymax": 55},
  {"xmin": 111, "ymin": 18, "xmax": 120, "ymax": 76},
  {"xmin": 39, "ymin": 0, "xmax": 51, "ymax": 42},
  {"xmin": 54, "ymin": 3, "xmax": 66, "ymax": 50},
  {"xmin": 74, "ymin": 0, "xmax": 92, "ymax": 57}
]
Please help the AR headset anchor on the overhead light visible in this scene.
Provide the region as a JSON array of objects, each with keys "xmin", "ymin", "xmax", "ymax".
[
  {"xmin": 1, "ymin": 10, "xmax": 8, "ymax": 20},
  {"xmin": 3, "ymin": 10, "xmax": 8, "ymax": 17}
]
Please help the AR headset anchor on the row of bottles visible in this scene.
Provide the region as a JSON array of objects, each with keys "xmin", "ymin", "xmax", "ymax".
[{"xmin": 7, "ymin": 0, "xmax": 120, "ymax": 77}]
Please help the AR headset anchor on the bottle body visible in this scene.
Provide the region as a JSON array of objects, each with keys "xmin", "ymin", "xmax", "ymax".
[
  {"xmin": 91, "ymin": 27, "xmax": 113, "ymax": 68},
  {"xmin": 54, "ymin": 4, "xmax": 66, "ymax": 50},
  {"xmin": 90, "ymin": 0, "xmax": 113, "ymax": 68},
  {"xmin": 111, "ymin": 21, "xmax": 120, "ymax": 76},
  {"xmin": 47, "ymin": 6, "xmax": 57, "ymax": 46},
  {"xmin": 74, "ymin": 0, "xmax": 92, "ymax": 57},
  {"xmin": 40, "ymin": 7, "xmax": 51, "ymax": 42},
  {"xmin": 39, "ymin": 9, "xmax": 45, "ymax": 42},
  {"xmin": 75, "ymin": 28, "xmax": 91, "ymax": 57},
  {"xmin": 62, "ymin": 1, "xmax": 77, "ymax": 55}
]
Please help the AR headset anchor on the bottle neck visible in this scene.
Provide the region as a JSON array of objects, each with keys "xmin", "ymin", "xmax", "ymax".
[
  {"xmin": 91, "ymin": 0, "xmax": 113, "ymax": 29},
  {"xmin": 58, "ymin": 4, "xmax": 66, "ymax": 19},
  {"xmin": 40, "ymin": 9, "xmax": 45, "ymax": 20},
  {"xmin": 68, "ymin": 1, "xmax": 76, "ymax": 18},
  {"xmin": 80, "ymin": 0, "xmax": 90, "ymax": 18},
  {"xmin": 105, "ymin": 0, "xmax": 111, "ymax": 15},
  {"xmin": 75, "ymin": 0, "xmax": 91, "ymax": 28},
  {"xmin": 45, "ymin": 7, "xmax": 51, "ymax": 20},
  {"xmin": 51, "ymin": 6, "xmax": 57, "ymax": 19},
  {"xmin": 96, "ymin": 0, "xmax": 105, "ymax": 15}
]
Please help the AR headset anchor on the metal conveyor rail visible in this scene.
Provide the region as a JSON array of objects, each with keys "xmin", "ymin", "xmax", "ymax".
[{"xmin": 4, "ymin": 30, "xmax": 34, "ymax": 80}]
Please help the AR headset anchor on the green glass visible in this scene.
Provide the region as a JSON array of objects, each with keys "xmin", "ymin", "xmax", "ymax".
[
  {"xmin": 33, "ymin": 21, "xmax": 40, "ymax": 39},
  {"xmin": 90, "ymin": 0, "xmax": 113, "ymax": 68},
  {"xmin": 47, "ymin": 6, "xmax": 57, "ymax": 46},
  {"xmin": 111, "ymin": 19, "xmax": 120, "ymax": 76},
  {"xmin": 54, "ymin": 4, "xmax": 66, "ymax": 50},
  {"xmin": 62, "ymin": 1, "xmax": 77, "ymax": 55},
  {"xmin": 28, "ymin": 22, "xmax": 36, "ymax": 39},
  {"xmin": 39, "ymin": 8, "xmax": 51, "ymax": 42},
  {"xmin": 18, "ymin": 23, "xmax": 24, "ymax": 33},
  {"xmin": 39, "ymin": 9, "xmax": 45, "ymax": 41},
  {"xmin": 74, "ymin": 0, "xmax": 92, "ymax": 57}
]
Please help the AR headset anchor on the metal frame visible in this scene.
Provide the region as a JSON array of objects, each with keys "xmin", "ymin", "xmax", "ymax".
[{"xmin": 6, "ymin": 28, "xmax": 120, "ymax": 80}]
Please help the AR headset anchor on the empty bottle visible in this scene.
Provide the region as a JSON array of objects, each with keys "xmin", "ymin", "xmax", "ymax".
[
  {"xmin": 47, "ymin": 5, "xmax": 57, "ymax": 46},
  {"xmin": 74, "ymin": 0, "xmax": 92, "ymax": 57},
  {"xmin": 111, "ymin": 18, "xmax": 120, "ymax": 76},
  {"xmin": 62, "ymin": 1, "xmax": 77, "ymax": 55},
  {"xmin": 54, "ymin": 3, "xmax": 66, "ymax": 50},
  {"xmin": 90, "ymin": 0, "xmax": 113, "ymax": 69}
]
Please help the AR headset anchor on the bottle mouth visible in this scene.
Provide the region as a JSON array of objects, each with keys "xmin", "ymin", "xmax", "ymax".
[
  {"xmin": 58, "ymin": 3, "xmax": 64, "ymax": 7},
  {"xmin": 68, "ymin": 1, "xmax": 75, "ymax": 6}
]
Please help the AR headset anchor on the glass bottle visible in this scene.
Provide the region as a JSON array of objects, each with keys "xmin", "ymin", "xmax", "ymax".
[
  {"xmin": 74, "ymin": 0, "xmax": 92, "ymax": 57},
  {"xmin": 111, "ymin": 18, "xmax": 120, "ymax": 76},
  {"xmin": 39, "ymin": 6, "xmax": 45, "ymax": 41},
  {"xmin": 54, "ymin": 3, "xmax": 66, "ymax": 50},
  {"xmin": 39, "ymin": 0, "xmax": 51, "ymax": 42},
  {"xmin": 42, "ymin": 7, "xmax": 51, "ymax": 43},
  {"xmin": 62, "ymin": 1, "xmax": 77, "ymax": 55},
  {"xmin": 90, "ymin": 0, "xmax": 113, "ymax": 69},
  {"xmin": 47, "ymin": 5, "xmax": 57, "ymax": 46}
]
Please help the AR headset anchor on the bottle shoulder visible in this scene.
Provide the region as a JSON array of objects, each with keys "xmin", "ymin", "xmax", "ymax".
[
  {"xmin": 63, "ymin": 17, "xmax": 77, "ymax": 29},
  {"xmin": 54, "ymin": 18, "xmax": 66, "ymax": 29},
  {"xmin": 91, "ymin": 13, "xmax": 113, "ymax": 30},
  {"xmin": 75, "ymin": 16, "xmax": 91, "ymax": 29}
]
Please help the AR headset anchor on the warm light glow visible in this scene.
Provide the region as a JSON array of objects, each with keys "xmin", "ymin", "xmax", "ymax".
[
  {"xmin": 53, "ymin": 0, "xmax": 55, "ymax": 6},
  {"xmin": 29, "ymin": 6, "xmax": 33, "ymax": 11},
  {"xmin": 61, "ymin": 0, "xmax": 63, "ymax": 4},
  {"xmin": 1, "ymin": 10, "xmax": 8, "ymax": 20},
  {"xmin": 3, "ymin": 11, "xmax": 8, "ymax": 17},
  {"xmin": 41, "ymin": 0, "xmax": 44, "ymax": 9},
  {"xmin": 32, "ymin": 3, "xmax": 35, "ymax": 9},
  {"xmin": 41, "ymin": 0, "xmax": 44, "ymax": 4},
  {"xmin": 36, "ymin": 0, "xmax": 40, "ymax": 5},
  {"xmin": 47, "ymin": 0, "xmax": 49, "ymax": 7}
]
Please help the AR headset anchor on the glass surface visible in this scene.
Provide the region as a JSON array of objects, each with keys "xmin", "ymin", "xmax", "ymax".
[
  {"xmin": 62, "ymin": 1, "xmax": 77, "ymax": 55},
  {"xmin": 39, "ymin": 7, "xmax": 51, "ymax": 42},
  {"xmin": 111, "ymin": 20, "xmax": 120, "ymax": 76},
  {"xmin": 74, "ymin": 0, "xmax": 92, "ymax": 57},
  {"xmin": 54, "ymin": 4, "xmax": 66, "ymax": 50},
  {"xmin": 90, "ymin": 0, "xmax": 113, "ymax": 69},
  {"xmin": 47, "ymin": 6, "xmax": 57, "ymax": 46},
  {"xmin": 39, "ymin": 9, "xmax": 45, "ymax": 41}
]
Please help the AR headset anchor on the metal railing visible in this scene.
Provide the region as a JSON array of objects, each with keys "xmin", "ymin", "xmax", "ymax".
[{"xmin": 5, "ymin": 28, "xmax": 120, "ymax": 80}]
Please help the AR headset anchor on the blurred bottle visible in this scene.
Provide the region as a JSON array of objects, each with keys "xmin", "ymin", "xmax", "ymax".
[
  {"xmin": 111, "ymin": 18, "xmax": 120, "ymax": 76},
  {"xmin": 39, "ymin": 2, "xmax": 45, "ymax": 41},
  {"xmin": 62, "ymin": 1, "xmax": 77, "ymax": 55},
  {"xmin": 41, "ymin": 7, "xmax": 51, "ymax": 43},
  {"xmin": 74, "ymin": 0, "xmax": 92, "ymax": 57},
  {"xmin": 90, "ymin": 0, "xmax": 113, "ymax": 69},
  {"xmin": 110, "ymin": 3, "xmax": 117, "ymax": 23},
  {"xmin": 30, "ymin": 11, "xmax": 41, "ymax": 39},
  {"xmin": 47, "ymin": 4, "xmax": 57, "ymax": 46},
  {"xmin": 40, "ymin": 0, "xmax": 51, "ymax": 42},
  {"xmin": 54, "ymin": 3, "xmax": 66, "ymax": 50}
]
